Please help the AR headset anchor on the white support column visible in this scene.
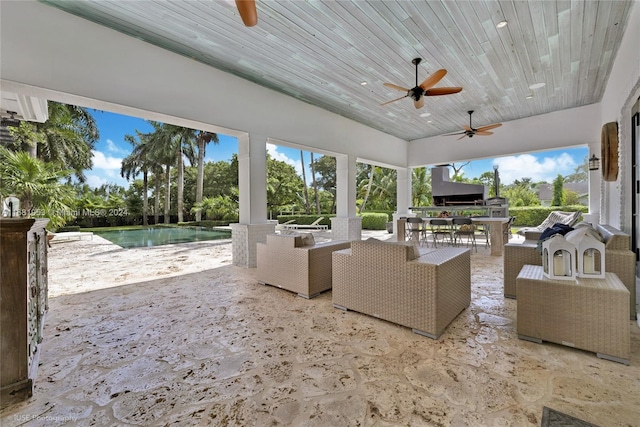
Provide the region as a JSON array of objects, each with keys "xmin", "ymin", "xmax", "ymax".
[
  {"xmin": 393, "ymin": 167, "xmax": 412, "ymax": 236},
  {"xmin": 332, "ymin": 154, "xmax": 361, "ymax": 240},
  {"xmin": 233, "ymin": 133, "xmax": 274, "ymax": 267}
]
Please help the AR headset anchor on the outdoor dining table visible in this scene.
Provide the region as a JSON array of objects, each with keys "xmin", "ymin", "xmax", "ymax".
[{"xmin": 396, "ymin": 216, "xmax": 510, "ymax": 256}]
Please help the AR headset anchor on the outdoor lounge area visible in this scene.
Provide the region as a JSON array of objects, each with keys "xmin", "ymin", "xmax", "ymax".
[
  {"xmin": 2, "ymin": 1, "xmax": 640, "ymax": 425},
  {"xmin": 1, "ymin": 232, "xmax": 639, "ymax": 426}
]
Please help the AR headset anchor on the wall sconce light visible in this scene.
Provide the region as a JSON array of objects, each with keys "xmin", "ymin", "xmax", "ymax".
[
  {"xmin": 0, "ymin": 111, "xmax": 21, "ymax": 127},
  {"xmin": 588, "ymin": 154, "xmax": 600, "ymax": 171}
]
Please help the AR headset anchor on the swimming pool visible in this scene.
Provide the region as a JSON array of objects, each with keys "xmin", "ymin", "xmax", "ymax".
[{"xmin": 94, "ymin": 227, "xmax": 232, "ymax": 249}]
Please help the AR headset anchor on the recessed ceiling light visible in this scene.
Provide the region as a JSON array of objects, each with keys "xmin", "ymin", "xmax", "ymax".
[
  {"xmin": 427, "ymin": 120, "xmax": 433, "ymax": 124},
  {"xmin": 360, "ymin": 81, "xmax": 367, "ymax": 86},
  {"xmin": 529, "ymin": 82, "xmax": 546, "ymax": 90},
  {"xmin": 496, "ymin": 20, "xmax": 508, "ymax": 29},
  {"xmin": 526, "ymin": 94, "xmax": 534, "ymax": 100},
  {"xmin": 420, "ymin": 112, "xmax": 431, "ymax": 117}
]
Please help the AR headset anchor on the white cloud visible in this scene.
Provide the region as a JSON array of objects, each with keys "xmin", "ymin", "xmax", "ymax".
[
  {"xmin": 494, "ymin": 153, "xmax": 577, "ymax": 184},
  {"xmin": 92, "ymin": 150, "xmax": 122, "ymax": 170},
  {"xmin": 85, "ymin": 150, "xmax": 130, "ymax": 188},
  {"xmin": 266, "ymin": 143, "xmax": 303, "ymax": 174},
  {"xmin": 86, "ymin": 174, "xmax": 107, "ymax": 189},
  {"xmin": 106, "ymin": 139, "xmax": 128, "ymax": 154}
]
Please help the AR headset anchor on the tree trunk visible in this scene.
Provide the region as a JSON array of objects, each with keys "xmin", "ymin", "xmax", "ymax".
[
  {"xmin": 310, "ymin": 152, "xmax": 320, "ymax": 214},
  {"xmin": 300, "ymin": 150, "xmax": 310, "ymax": 214},
  {"xmin": 142, "ymin": 170, "xmax": 149, "ymax": 226},
  {"xmin": 164, "ymin": 164, "xmax": 171, "ymax": 224},
  {"xmin": 195, "ymin": 139, "xmax": 205, "ymax": 222},
  {"xmin": 359, "ymin": 165, "xmax": 375, "ymax": 214},
  {"xmin": 154, "ymin": 172, "xmax": 161, "ymax": 225},
  {"xmin": 451, "ymin": 161, "xmax": 470, "ymax": 180},
  {"xmin": 177, "ymin": 146, "xmax": 184, "ymax": 223},
  {"xmin": 26, "ymin": 141, "xmax": 37, "ymax": 158}
]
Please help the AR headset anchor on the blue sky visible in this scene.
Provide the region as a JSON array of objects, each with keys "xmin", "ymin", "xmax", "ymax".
[{"xmin": 87, "ymin": 110, "xmax": 588, "ymax": 189}]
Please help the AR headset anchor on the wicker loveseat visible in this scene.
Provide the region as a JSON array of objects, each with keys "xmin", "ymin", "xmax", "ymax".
[
  {"xmin": 332, "ymin": 240, "xmax": 471, "ymax": 339},
  {"xmin": 504, "ymin": 224, "xmax": 636, "ymax": 319},
  {"xmin": 256, "ymin": 233, "xmax": 351, "ymax": 299}
]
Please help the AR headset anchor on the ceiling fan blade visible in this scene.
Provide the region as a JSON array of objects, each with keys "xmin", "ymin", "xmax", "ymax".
[
  {"xmin": 475, "ymin": 131, "xmax": 494, "ymax": 136},
  {"xmin": 235, "ymin": 0, "xmax": 258, "ymax": 27},
  {"xmin": 424, "ymin": 87, "xmax": 463, "ymax": 96},
  {"xmin": 462, "ymin": 125, "xmax": 473, "ymax": 132},
  {"xmin": 476, "ymin": 123, "xmax": 503, "ymax": 132},
  {"xmin": 380, "ymin": 95, "xmax": 408, "ymax": 106},
  {"xmin": 419, "ymin": 69, "xmax": 447, "ymax": 90},
  {"xmin": 383, "ymin": 82, "xmax": 410, "ymax": 92},
  {"xmin": 443, "ymin": 131, "xmax": 466, "ymax": 136},
  {"xmin": 457, "ymin": 135, "xmax": 468, "ymax": 141},
  {"xmin": 414, "ymin": 97, "xmax": 425, "ymax": 109}
]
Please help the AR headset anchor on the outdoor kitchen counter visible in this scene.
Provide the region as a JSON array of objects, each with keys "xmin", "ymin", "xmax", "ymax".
[{"xmin": 397, "ymin": 216, "xmax": 510, "ymax": 256}]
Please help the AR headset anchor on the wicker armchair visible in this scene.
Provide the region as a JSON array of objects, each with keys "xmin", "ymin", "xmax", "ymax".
[
  {"xmin": 504, "ymin": 224, "xmax": 636, "ymax": 320},
  {"xmin": 257, "ymin": 234, "xmax": 351, "ymax": 299},
  {"xmin": 332, "ymin": 240, "xmax": 470, "ymax": 339}
]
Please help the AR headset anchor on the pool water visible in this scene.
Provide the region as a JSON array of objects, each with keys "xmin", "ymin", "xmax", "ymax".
[{"xmin": 94, "ymin": 227, "xmax": 232, "ymax": 249}]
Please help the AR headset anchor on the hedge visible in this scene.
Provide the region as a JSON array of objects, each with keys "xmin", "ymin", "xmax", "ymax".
[
  {"xmin": 508, "ymin": 206, "xmax": 588, "ymax": 227},
  {"xmin": 275, "ymin": 213, "xmax": 389, "ymax": 230}
]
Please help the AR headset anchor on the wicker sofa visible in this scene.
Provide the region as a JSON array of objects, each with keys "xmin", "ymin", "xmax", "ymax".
[
  {"xmin": 332, "ymin": 240, "xmax": 471, "ymax": 339},
  {"xmin": 504, "ymin": 224, "xmax": 636, "ymax": 319},
  {"xmin": 256, "ymin": 233, "xmax": 351, "ymax": 299}
]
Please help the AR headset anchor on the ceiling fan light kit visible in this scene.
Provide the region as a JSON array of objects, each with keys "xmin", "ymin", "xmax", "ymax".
[{"xmin": 381, "ymin": 58, "xmax": 462, "ymax": 109}]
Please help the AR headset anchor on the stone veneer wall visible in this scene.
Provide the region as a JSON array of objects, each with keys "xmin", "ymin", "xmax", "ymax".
[
  {"xmin": 231, "ymin": 223, "xmax": 276, "ymax": 268},
  {"xmin": 330, "ymin": 217, "xmax": 362, "ymax": 241}
]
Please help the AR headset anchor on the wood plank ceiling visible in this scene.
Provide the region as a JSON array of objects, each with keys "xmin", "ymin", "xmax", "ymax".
[{"xmin": 40, "ymin": 0, "xmax": 634, "ymax": 142}]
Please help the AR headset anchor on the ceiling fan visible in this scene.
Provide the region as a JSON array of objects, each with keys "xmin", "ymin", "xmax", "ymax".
[
  {"xmin": 446, "ymin": 110, "xmax": 502, "ymax": 140},
  {"xmin": 381, "ymin": 58, "xmax": 462, "ymax": 109},
  {"xmin": 235, "ymin": 0, "xmax": 258, "ymax": 27}
]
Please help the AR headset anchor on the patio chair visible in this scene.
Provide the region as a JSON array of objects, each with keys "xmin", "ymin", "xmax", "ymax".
[
  {"xmin": 46, "ymin": 230, "xmax": 93, "ymax": 247},
  {"xmin": 452, "ymin": 217, "xmax": 477, "ymax": 252},
  {"xmin": 406, "ymin": 217, "xmax": 428, "ymax": 246},
  {"xmin": 516, "ymin": 211, "xmax": 581, "ymax": 236},
  {"xmin": 470, "ymin": 215, "xmax": 490, "ymax": 248},
  {"xmin": 503, "ymin": 216, "xmax": 516, "ymax": 242},
  {"xmin": 275, "ymin": 219, "xmax": 295, "ymax": 230},
  {"xmin": 430, "ymin": 218, "xmax": 453, "ymax": 247},
  {"xmin": 282, "ymin": 217, "xmax": 328, "ymax": 230}
]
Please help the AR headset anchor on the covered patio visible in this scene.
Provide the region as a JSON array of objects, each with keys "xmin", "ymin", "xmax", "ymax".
[
  {"xmin": 1, "ymin": 0, "xmax": 640, "ymax": 425},
  {"xmin": 1, "ymin": 1, "xmax": 639, "ymax": 268}
]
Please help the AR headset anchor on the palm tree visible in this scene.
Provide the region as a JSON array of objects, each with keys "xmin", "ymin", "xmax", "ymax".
[
  {"xmin": 0, "ymin": 147, "xmax": 73, "ymax": 228},
  {"xmin": 144, "ymin": 122, "xmax": 196, "ymax": 223},
  {"xmin": 300, "ymin": 150, "xmax": 310, "ymax": 213},
  {"xmin": 358, "ymin": 164, "xmax": 375, "ymax": 213},
  {"xmin": 194, "ymin": 131, "xmax": 219, "ymax": 221},
  {"xmin": 121, "ymin": 131, "xmax": 154, "ymax": 225},
  {"xmin": 7, "ymin": 102, "xmax": 98, "ymax": 182},
  {"xmin": 310, "ymin": 152, "xmax": 320, "ymax": 214},
  {"xmin": 412, "ymin": 167, "xmax": 432, "ymax": 207}
]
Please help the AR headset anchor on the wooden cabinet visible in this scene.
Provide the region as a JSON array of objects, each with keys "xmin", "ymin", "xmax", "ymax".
[{"xmin": 0, "ymin": 218, "xmax": 49, "ymax": 408}]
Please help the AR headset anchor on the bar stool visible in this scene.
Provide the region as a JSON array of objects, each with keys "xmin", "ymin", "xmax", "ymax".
[
  {"xmin": 452, "ymin": 217, "xmax": 477, "ymax": 252},
  {"xmin": 429, "ymin": 218, "xmax": 453, "ymax": 247},
  {"xmin": 406, "ymin": 217, "xmax": 428, "ymax": 246}
]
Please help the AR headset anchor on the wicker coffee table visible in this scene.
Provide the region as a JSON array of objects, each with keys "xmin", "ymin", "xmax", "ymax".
[{"xmin": 516, "ymin": 264, "xmax": 630, "ymax": 364}]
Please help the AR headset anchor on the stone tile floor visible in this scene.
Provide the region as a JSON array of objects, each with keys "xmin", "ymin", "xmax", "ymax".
[{"xmin": 1, "ymin": 230, "xmax": 639, "ymax": 426}]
